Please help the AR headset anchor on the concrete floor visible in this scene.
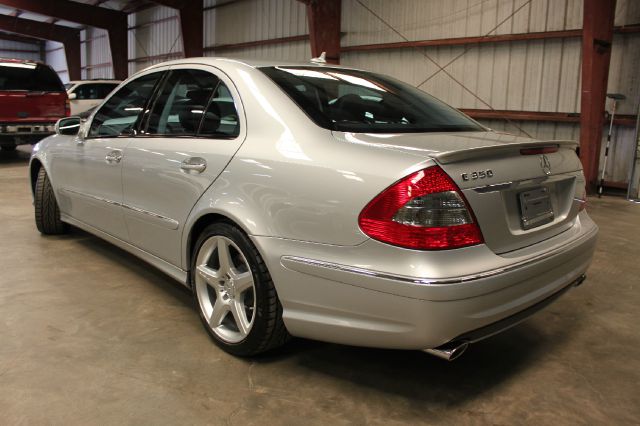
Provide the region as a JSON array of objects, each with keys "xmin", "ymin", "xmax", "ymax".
[{"xmin": 1, "ymin": 145, "xmax": 639, "ymax": 425}]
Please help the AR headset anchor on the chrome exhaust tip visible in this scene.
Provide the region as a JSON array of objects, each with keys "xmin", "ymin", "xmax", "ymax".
[
  {"xmin": 573, "ymin": 274, "xmax": 587, "ymax": 287},
  {"xmin": 424, "ymin": 341, "xmax": 469, "ymax": 361}
]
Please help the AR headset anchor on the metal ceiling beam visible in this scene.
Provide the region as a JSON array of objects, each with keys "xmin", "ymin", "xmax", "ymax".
[
  {"xmin": 461, "ymin": 109, "xmax": 637, "ymax": 127},
  {"xmin": 580, "ymin": 0, "xmax": 616, "ymax": 192},
  {"xmin": 150, "ymin": 0, "xmax": 203, "ymax": 57},
  {"xmin": 341, "ymin": 25, "xmax": 640, "ymax": 52},
  {"xmin": 0, "ymin": 14, "xmax": 81, "ymax": 80},
  {"xmin": 301, "ymin": 0, "xmax": 341, "ymax": 63},
  {"xmin": 204, "ymin": 34, "xmax": 310, "ymax": 53},
  {"xmin": 0, "ymin": 0, "xmax": 128, "ymax": 79},
  {"xmin": 0, "ymin": 30, "xmax": 40, "ymax": 44}
]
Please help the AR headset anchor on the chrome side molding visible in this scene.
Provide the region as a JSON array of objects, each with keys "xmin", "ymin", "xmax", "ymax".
[
  {"xmin": 121, "ymin": 204, "xmax": 179, "ymax": 230},
  {"xmin": 472, "ymin": 182, "xmax": 513, "ymax": 193},
  {"xmin": 282, "ymin": 227, "xmax": 597, "ymax": 286},
  {"xmin": 61, "ymin": 188, "xmax": 179, "ymax": 230}
]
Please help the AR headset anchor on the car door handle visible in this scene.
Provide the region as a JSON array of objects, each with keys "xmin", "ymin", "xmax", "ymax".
[
  {"xmin": 105, "ymin": 150, "xmax": 123, "ymax": 164},
  {"xmin": 180, "ymin": 157, "xmax": 207, "ymax": 173}
]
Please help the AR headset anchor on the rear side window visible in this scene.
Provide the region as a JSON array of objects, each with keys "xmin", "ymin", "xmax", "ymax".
[
  {"xmin": 146, "ymin": 69, "xmax": 219, "ymax": 136},
  {"xmin": 89, "ymin": 72, "xmax": 162, "ymax": 138},
  {"xmin": 199, "ymin": 82, "xmax": 240, "ymax": 138},
  {"xmin": 260, "ymin": 66, "xmax": 482, "ymax": 134},
  {"xmin": 0, "ymin": 63, "xmax": 64, "ymax": 92}
]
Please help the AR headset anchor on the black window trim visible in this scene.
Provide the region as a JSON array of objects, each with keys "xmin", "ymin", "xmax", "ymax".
[{"xmin": 85, "ymin": 66, "xmax": 243, "ymax": 141}]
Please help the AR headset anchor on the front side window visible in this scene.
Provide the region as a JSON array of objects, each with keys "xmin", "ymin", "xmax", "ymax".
[
  {"xmin": 260, "ymin": 66, "xmax": 482, "ymax": 134},
  {"xmin": 74, "ymin": 83, "xmax": 117, "ymax": 100},
  {"xmin": 96, "ymin": 83, "xmax": 119, "ymax": 98},
  {"xmin": 89, "ymin": 72, "xmax": 162, "ymax": 138},
  {"xmin": 74, "ymin": 84, "xmax": 100, "ymax": 100}
]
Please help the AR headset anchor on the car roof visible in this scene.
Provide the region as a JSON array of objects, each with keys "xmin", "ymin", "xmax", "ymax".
[
  {"xmin": 0, "ymin": 58, "xmax": 42, "ymax": 66},
  {"xmin": 138, "ymin": 56, "xmax": 363, "ymax": 74}
]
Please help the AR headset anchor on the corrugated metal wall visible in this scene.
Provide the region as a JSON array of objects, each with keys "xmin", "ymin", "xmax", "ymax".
[
  {"xmin": 45, "ymin": 41, "xmax": 69, "ymax": 83},
  {"xmin": 127, "ymin": 6, "xmax": 182, "ymax": 75},
  {"xmin": 341, "ymin": 0, "xmax": 640, "ymax": 184},
  {"xmin": 62, "ymin": 0, "xmax": 310, "ymax": 79},
  {"xmin": 0, "ymin": 39, "xmax": 41, "ymax": 62},
  {"xmin": 39, "ymin": 0, "xmax": 639, "ymax": 186},
  {"xmin": 82, "ymin": 28, "xmax": 114, "ymax": 80},
  {"xmin": 204, "ymin": 0, "xmax": 310, "ymax": 61}
]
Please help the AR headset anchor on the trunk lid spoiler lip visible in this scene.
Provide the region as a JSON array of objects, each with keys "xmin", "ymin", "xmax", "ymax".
[{"xmin": 432, "ymin": 140, "xmax": 579, "ymax": 164}]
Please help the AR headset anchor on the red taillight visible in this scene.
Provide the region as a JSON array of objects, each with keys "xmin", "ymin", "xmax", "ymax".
[
  {"xmin": 358, "ymin": 166, "xmax": 484, "ymax": 250},
  {"xmin": 520, "ymin": 146, "xmax": 558, "ymax": 155},
  {"xmin": 64, "ymin": 97, "xmax": 71, "ymax": 117}
]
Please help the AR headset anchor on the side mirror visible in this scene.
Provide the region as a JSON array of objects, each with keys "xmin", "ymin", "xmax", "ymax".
[
  {"xmin": 68, "ymin": 92, "xmax": 77, "ymax": 100},
  {"xmin": 55, "ymin": 117, "xmax": 81, "ymax": 136}
]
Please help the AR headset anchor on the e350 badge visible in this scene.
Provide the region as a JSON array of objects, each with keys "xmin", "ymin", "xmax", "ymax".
[{"xmin": 461, "ymin": 170, "xmax": 494, "ymax": 181}]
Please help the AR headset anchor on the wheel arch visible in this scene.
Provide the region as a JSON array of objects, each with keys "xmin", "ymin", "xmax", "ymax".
[
  {"xmin": 29, "ymin": 158, "xmax": 43, "ymax": 196},
  {"xmin": 184, "ymin": 211, "xmax": 260, "ymax": 286}
]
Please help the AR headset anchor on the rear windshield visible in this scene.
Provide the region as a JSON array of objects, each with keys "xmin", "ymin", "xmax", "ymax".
[
  {"xmin": 260, "ymin": 66, "xmax": 482, "ymax": 133},
  {"xmin": 0, "ymin": 63, "xmax": 65, "ymax": 92}
]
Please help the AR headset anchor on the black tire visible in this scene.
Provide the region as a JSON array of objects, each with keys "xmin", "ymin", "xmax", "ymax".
[
  {"xmin": 191, "ymin": 222, "xmax": 289, "ymax": 356},
  {"xmin": 1, "ymin": 144, "xmax": 16, "ymax": 151},
  {"xmin": 34, "ymin": 168, "xmax": 68, "ymax": 235}
]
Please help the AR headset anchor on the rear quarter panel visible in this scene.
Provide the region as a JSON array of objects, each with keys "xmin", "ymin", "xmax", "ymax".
[{"xmin": 181, "ymin": 65, "xmax": 434, "ymax": 268}]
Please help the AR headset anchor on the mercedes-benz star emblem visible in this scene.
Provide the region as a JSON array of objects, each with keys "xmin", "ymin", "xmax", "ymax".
[{"xmin": 540, "ymin": 154, "xmax": 552, "ymax": 175}]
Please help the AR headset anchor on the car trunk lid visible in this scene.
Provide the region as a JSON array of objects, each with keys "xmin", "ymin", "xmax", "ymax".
[{"xmin": 334, "ymin": 131, "xmax": 585, "ymax": 254}]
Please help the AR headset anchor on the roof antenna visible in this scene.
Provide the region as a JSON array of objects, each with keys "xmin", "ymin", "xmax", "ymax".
[{"xmin": 310, "ymin": 52, "xmax": 327, "ymax": 64}]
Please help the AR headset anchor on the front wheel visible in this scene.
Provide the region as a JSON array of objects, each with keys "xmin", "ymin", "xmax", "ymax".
[
  {"xmin": 191, "ymin": 222, "xmax": 289, "ymax": 356},
  {"xmin": 34, "ymin": 168, "xmax": 68, "ymax": 235}
]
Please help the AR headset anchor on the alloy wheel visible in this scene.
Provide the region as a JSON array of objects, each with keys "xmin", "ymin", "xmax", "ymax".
[{"xmin": 194, "ymin": 235, "xmax": 256, "ymax": 343}]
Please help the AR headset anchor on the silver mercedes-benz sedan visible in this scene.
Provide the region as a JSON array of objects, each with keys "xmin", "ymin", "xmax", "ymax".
[{"xmin": 29, "ymin": 58, "xmax": 598, "ymax": 360}]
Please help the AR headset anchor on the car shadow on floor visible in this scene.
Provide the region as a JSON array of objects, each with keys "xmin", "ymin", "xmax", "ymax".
[
  {"xmin": 67, "ymin": 226, "xmax": 579, "ymax": 407},
  {"xmin": 69, "ymin": 228, "xmax": 194, "ymax": 309},
  {"xmin": 0, "ymin": 146, "xmax": 32, "ymax": 165},
  {"xmin": 266, "ymin": 325, "xmax": 567, "ymax": 406}
]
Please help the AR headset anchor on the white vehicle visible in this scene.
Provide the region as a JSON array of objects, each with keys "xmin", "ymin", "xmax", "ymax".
[{"xmin": 65, "ymin": 79, "xmax": 121, "ymax": 115}]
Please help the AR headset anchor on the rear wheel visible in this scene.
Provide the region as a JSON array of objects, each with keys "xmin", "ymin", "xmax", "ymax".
[
  {"xmin": 34, "ymin": 168, "xmax": 68, "ymax": 235},
  {"xmin": 191, "ymin": 222, "xmax": 289, "ymax": 356}
]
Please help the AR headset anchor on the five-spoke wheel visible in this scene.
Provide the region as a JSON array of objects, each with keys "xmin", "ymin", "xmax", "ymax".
[
  {"xmin": 195, "ymin": 236, "xmax": 256, "ymax": 343},
  {"xmin": 191, "ymin": 222, "xmax": 289, "ymax": 356}
]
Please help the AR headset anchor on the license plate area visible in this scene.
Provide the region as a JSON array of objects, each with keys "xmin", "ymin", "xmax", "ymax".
[{"xmin": 519, "ymin": 187, "xmax": 554, "ymax": 230}]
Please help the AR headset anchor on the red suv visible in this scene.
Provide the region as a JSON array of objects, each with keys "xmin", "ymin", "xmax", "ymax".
[{"xmin": 0, "ymin": 59, "xmax": 69, "ymax": 151}]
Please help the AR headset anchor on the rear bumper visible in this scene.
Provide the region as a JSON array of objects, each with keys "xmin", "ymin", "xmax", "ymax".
[
  {"xmin": 0, "ymin": 123, "xmax": 56, "ymax": 145},
  {"xmin": 254, "ymin": 211, "xmax": 598, "ymax": 350},
  {"xmin": 0, "ymin": 122, "xmax": 56, "ymax": 135}
]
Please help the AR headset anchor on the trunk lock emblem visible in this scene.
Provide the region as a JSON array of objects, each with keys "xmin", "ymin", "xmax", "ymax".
[{"xmin": 540, "ymin": 155, "xmax": 552, "ymax": 175}]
